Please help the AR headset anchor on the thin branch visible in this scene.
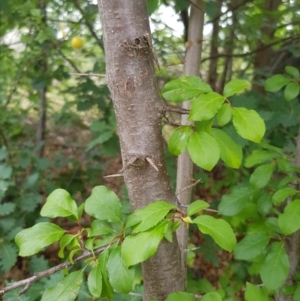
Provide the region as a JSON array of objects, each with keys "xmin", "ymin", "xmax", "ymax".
[
  {"xmin": 70, "ymin": 72, "xmax": 106, "ymax": 78},
  {"xmin": 162, "ymin": 114, "xmax": 182, "ymax": 127},
  {"xmin": 58, "ymin": 49, "xmax": 81, "ymax": 73},
  {"xmin": 176, "ymin": 179, "xmax": 202, "ymax": 196},
  {"xmin": 0, "ymin": 245, "xmax": 107, "ymax": 296},
  {"xmin": 163, "ymin": 105, "xmax": 190, "ymax": 114},
  {"xmin": 208, "ymin": 0, "xmax": 251, "ymax": 24},
  {"xmin": 73, "ymin": 0, "xmax": 104, "ymax": 51},
  {"xmin": 201, "ymin": 35, "xmax": 300, "ymax": 63},
  {"xmin": 204, "ymin": 208, "xmax": 218, "ymax": 213},
  {"xmin": 184, "ymin": 0, "xmax": 205, "ymax": 13}
]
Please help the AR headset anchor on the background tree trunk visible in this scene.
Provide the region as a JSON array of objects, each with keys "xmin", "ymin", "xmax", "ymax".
[
  {"xmin": 176, "ymin": 0, "xmax": 205, "ymax": 283},
  {"xmin": 97, "ymin": 1, "xmax": 184, "ymax": 300}
]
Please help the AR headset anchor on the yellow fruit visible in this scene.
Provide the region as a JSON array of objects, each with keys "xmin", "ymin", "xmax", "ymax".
[{"xmin": 71, "ymin": 36, "xmax": 83, "ymax": 49}]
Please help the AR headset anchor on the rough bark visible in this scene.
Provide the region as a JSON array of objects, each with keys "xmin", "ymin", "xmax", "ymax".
[
  {"xmin": 176, "ymin": 0, "xmax": 205, "ymax": 280},
  {"xmin": 97, "ymin": 1, "xmax": 184, "ymax": 300}
]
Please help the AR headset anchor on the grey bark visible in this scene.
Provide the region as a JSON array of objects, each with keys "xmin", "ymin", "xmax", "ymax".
[
  {"xmin": 176, "ymin": 0, "xmax": 205, "ymax": 281},
  {"xmin": 97, "ymin": 1, "xmax": 184, "ymax": 300}
]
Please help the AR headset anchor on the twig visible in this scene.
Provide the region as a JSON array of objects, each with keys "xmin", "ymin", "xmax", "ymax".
[
  {"xmin": 204, "ymin": 208, "xmax": 218, "ymax": 213},
  {"xmin": 163, "ymin": 106, "xmax": 190, "ymax": 114},
  {"xmin": 183, "ymin": 246, "xmax": 202, "ymax": 252},
  {"xmin": 70, "ymin": 72, "xmax": 106, "ymax": 77},
  {"xmin": 73, "ymin": 0, "xmax": 104, "ymax": 51},
  {"xmin": 0, "ymin": 245, "xmax": 107, "ymax": 296},
  {"xmin": 201, "ymin": 35, "xmax": 300, "ymax": 63},
  {"xmin": 58, "ymin": 49, "xmax": 81, "ymax": 73},
  {"xmin": 185, "ymin": 0, "xmax": 205, "ymax": 13},
  {"xmin": 176, "ymin": 179, "xmax": 202, "ymax": 196},
  {"xmin": 163, "ymin": 114, "xmax": 182, "ymax": 127}
]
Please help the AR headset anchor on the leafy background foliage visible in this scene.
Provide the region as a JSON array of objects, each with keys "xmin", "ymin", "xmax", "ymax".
[{"xmin": 1, "ymin": 0, "xmax": 300, "ymax": 300}]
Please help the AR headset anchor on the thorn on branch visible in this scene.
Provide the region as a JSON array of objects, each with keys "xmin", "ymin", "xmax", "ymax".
[
  {"xmin": 70, "ymin": 72, "xmax": 106, "ymax": 78},
  {"xmin": 176, "ymin": 179, "xmax": 202, "ymax": 196},
  {"xmin": 145, "ymin": 157, "xmax": 159, "ymax": 171},
  {"xmin": 103, "ymin": 173, "xmax": 124, "ymax": 178}
]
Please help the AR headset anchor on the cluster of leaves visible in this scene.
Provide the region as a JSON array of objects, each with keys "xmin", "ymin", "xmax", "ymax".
[
  {"xmin": 9, "ymin": 185, "xmax": 236, "ymax": 301},
  {"xmin": 264, "ymin": 66, "xmax": 300, "ymax": 101},
  {"xmin": 215, "ymin": 69, "xmax": 300, "ymax": 300},
  {"xmin": 162, "ymin": 76, "xmax": 265, "ymax": 171}
]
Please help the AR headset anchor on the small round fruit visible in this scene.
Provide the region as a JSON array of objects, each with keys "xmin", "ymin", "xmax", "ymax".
[{"xmin": 71, "ymin": 36, "xmax": 83, "ymax": 49}]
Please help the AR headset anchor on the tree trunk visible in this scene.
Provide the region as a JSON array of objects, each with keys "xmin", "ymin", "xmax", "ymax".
[
  {"xmin": 176, "ymin": 0, "xmax": 205, "ymax": 283},
  {"xmin": 252, "ymin": 0, "xmax": 281, "ymax": 92},
  {"xmin": 97, "ymin": 1, "xmax": 184, "ymax": 300},
  {"xmin": 35, "ymin": 0, "xmax": 47, "ymax": 158},
  {"xmin": 208, "ymin": 0, "xmax": 222, "ymax": 92}
]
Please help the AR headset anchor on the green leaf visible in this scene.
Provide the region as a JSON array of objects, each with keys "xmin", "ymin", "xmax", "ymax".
[
  {"xmin": 165, "ymin": 291, "xmax": 195, "ymax": 301},
  {"xmin": 218, "ymin": 187, "xmax": 253, "ymax": 216},
  {"xmin": 15, "ymin": 222, "xmax": 65, "ymax": 257},
  {"xmin": 285, "ymin": 66, "xmax": 299, "ymax": 78},
  {"xmin": 284, "ymin": 81, "xmax": 300, "ymax": 101},
  {"xmin": 41, "ymin": 270, "xmax": 83, "ymax": 301},
  {"xmin": 217, "ymin": 103, "xmax": 232, "ymax": 126},
  {"xmin": 187, "ymin": 200, "xmax": 209, "ymax": 216},
  {"xmin": 187, "ymin": 131, "xmax": 220, "ymax": 171},
  {"xmin": 272, "ymin": 187, "xmax": 298, "ymax": 205},
  {"xmin": 278, "ymin": 200, "xmax": 300, "ymax": 235},
  {"xmin": 87, "ymin": 261, "xmax": 102, "ymax": 297},
  {"xmin": 168, "ymin": 126, "xmax": 192, "ymax": 156},
  {"xmin": 0, "ymin": 163, "xmax": 12, "ymax": 179},
  {"xmin": 0, "ymin": 242, "xmax": 18, "ymax": 272},
  {"xmin": 121, "ymin": 221, "xmax": 166, "ymax": 267},
  {"xmin": 264, "ymin": 74, "xmax": 291, "ymax": 92},
  {"xmin": 162, "ymin": 76, "xmax": 212, "ymax": 102},
  {"xmin": 41, "ymin": 189, "xmax": 78, "ymax": 220},
  {"xmin": 193, "ymin": 215, "xmax": 236, "ymax": 252},
  {"xmin": 0, "ymin": 203, "xmax": 16, "ymax": 216},
  {"xmin": 107, "ymin": 246, "xmax": 134, "ymax": 293},
  {"xmin": 257, "ymin": 193, "xmax": 273, "ymax": 216},
  {"xmin": 147, "ymin": 0, "xmax": 159, "ymax": 15},
  {"xmin": 260, "ymin": 242, "xmax": 289, "ymax": 290},
  {"xmin": 201, "ymin": 292, "xmax": 222, "ymax": 301},
  {"xmin": 232, "ymin": 108, "xmax": 265, "ymax": 143},
  {"xmin": 195, "ymin": 119, "xmax": 213, "ymax": 134},
  {"xmin": 133, "ymin": 201, "xmax": 176, "ymax": 233},
  {"xmin": 90, "ymin": 220, "xmax": 116, "ymax": 236},
  {"xmin": 85, "ymin": 186, "xmax": 123, "ymax": 223},
  {"xmin": 244, "ymin": 150, "xmax": 279, "ymax": 168},
  {"xmin": 234, "ymin": 233, "xmax": 270, "ymax": 261},
  {"xmin": 245, "ymin": 282, "xmax": 269, "ymax": 301},
  {"xmin": 98, "ymin": 249, "xmax": 114, "ymax": 299},
  {"xmin": 189, "ymin": 92, "xmax": 225, "ymax": 121},
  {"xmin": 223, "ymin": 79, "xmax": 250, "ymax": 98},
  {"xmin": 211, "ymin": 129, "xmax": 242, "ymax": 169},
  {"xmin": 58, "ymin": 234, "xmax": 80, "ymax": 258},
  {"xmin": 249, "ymin": 163, "xmax": 274, "ymax": 189},
  {"xmin": 293, "ymin": 287, "xmax": 300, "ymax": 301}
]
